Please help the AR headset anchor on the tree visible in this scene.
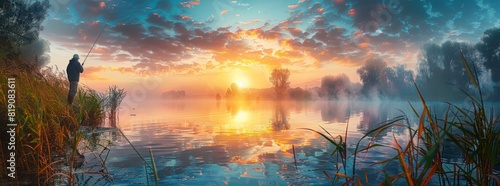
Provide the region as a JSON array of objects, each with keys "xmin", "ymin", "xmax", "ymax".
[
  {"xmin": 476, "ymin": 27, "xmax": 500, "ymax": 99},
  {"xmin": 416, "ymin": 41, "xmax": 481, "ymax": 100},
  {"xmin": 269, "ymin": 68, "xmax": 290, "ymax": 99},
  {"xmin": 288, "ymin": 87, "xmax": 312, "ymax": 101},
  {"xmin": 386, "ymin": 64, "xmax": 415, "ymax": 99},
  {"xmin": 320, "ymin": 74, "xmax": 352, "ymax": 100},
  {"xmin": 0, "ymin": 0, "xmax": 50, "ymax": 65},
  {"xmin": 356, "ymin": 58, "xmax": 389, "ymax": 98}
]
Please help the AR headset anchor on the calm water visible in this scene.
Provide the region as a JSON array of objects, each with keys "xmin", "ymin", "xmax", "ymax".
[{"xmin": 79, "ymin": 99, "xmax": 469, "ymax": 185}]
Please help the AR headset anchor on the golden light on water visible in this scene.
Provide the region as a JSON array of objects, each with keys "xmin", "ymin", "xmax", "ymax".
[{"xmin": 234, "ymin": 110, "xmax": 249, "ymax": 122}]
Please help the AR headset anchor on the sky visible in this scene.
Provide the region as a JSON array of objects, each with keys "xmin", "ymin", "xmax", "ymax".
[{"xmin": 40, "ymin": 0, "xmax": 500, "ymax": 96}]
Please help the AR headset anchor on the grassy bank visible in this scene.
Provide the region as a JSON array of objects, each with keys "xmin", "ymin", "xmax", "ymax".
[{"xmin": 0, "ymin": 61, "xmax": 126, "ymax": 185}]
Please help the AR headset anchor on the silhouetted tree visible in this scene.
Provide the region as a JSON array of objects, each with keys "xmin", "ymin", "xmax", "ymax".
[
  {"xmin": 225, "ymin": 88, "xmax": 232, "ymax": 99},
  {"xmin": 269, "ymin": 68, "xmax": 290, "ymax": 99},
  {"xmin": 357, "ymin": 58, "xmax": 389, "ymax": 98},
  {"xmin": 230, "ymin": 83, "xmax": 239, "ymax": 96},
  {"xmin": 386, "ymin": 64, "xmax": 415, "ymax": 99},
  {"xmin": 476, "ymin": 27, "xmax": 500, "ymax": 99},
  {"xmin": 162, "ymin": 90, "xmax": 186, "ymax": 99},
  {"xmin": 416, "ymin": 41, "xmax": 481, "ymax": 100},
  {"xmin": 225, "ymin": 83, "xmax": 241, "ymax": 99},
  {"xmin": 288, "ymin": 87, "xmax": 312, "ymax": 101},
  {"xmin": 0, "ymin": 0, "xmax": 50, "ymax": 62},
  {"xmin": 320, "ymin": 73, "xmax": 352, "ymax": 100}
]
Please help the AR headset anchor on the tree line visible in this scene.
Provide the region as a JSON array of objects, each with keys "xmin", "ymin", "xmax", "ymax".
[{"xmin": 268, "ymin": 27, "xmax": 500, "ymax": 101}]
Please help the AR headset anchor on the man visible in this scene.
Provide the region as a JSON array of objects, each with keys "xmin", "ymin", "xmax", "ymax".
[{"xmin": 66, "ymin": 54, "xmax": 84, "ymax": 104}]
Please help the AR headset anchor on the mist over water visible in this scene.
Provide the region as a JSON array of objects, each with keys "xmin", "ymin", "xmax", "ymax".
[{"xmin": 78, "ymin": 99, "xmax": 442, "ymax": 185}]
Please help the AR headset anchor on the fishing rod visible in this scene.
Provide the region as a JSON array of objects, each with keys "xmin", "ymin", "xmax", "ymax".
[{"xmin": 82, "ymin": 22, "xmax": 108, "ymax": 66}]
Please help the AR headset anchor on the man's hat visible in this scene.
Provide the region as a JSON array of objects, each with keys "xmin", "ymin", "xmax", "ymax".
[{"xmin": 73, "ymin": 54, "xmax": 80, "ymax": 59}]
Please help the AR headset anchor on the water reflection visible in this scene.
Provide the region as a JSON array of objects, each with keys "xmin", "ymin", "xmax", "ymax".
[
  {"xmin": 321, "ymin": 101, "xmax": 350, "ymax": 123},
  {"xmin": 358, "ymin": 102, "xmax": 390, "ymax": 138},
  {"xmin": 271, "ymin": 101, "xmax": 290, "ymax": 131},
  {"xmin": 94, "ymin": 99, "xmax": 499, "ymax": 185}
]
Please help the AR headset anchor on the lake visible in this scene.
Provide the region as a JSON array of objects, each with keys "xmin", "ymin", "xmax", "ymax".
[{"xmin": 77, "ymin": 99, "xmax": 492, "ymax": 186}]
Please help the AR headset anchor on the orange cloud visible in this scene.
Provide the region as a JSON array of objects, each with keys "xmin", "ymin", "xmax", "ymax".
[
  {"xmin": 98, "ymin": 2, "xmax": 105, "ymax": 9},
  {"xmin": 220, "ymin": 10, "xmax": 228, "ymax": 15},
  {"xmin": 239, "ymin": 20, "xmax": 262, "ymax": 25},
  {"xmin": 358, "ymin": 42, "xmax": 370, "ymax": 48},
  {"xmin": 288, "ymin": 4, "xmax": 298, "ymax": 9},
  {"xmin": 348, "ymin": 9, "xmax": 356, "ymax": 16}
]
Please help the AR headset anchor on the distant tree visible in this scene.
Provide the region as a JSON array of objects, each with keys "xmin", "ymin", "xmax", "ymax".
[
  {"xmin": 225, "ymin": 88, "xmax": 232, "ymax": 99},
  {"xmin": 0, "ymin": 0, "xmax": 50, "ymax": 61},
  {"xmin": 230, "ymin": 83, "xmax": 239, "ymax": 96},
  {"xmin": 386, "ymin": 64, "xmax": 415, "ymax": 99},
  {"xmin": 476, "ymin": 27, "xmax": 500, "ymax": 99},
  {"xmin": 320, "ymin": 74, "xmax": 352, "ymax": 100},
  {"xmin": 225, "ymin": 83, "xmax": 240, "ymax": 99},
  {"xmin": 269, "ymin": 68, "xmax": 290, "ymax": 99},
  {"xmin": 416, "ymin": 41, "xmax": 481, "ymax": 100},
  {"xmin": 356, "ymin": 58, "xmax": 389, "ymax": 98},
  {"xmin": 162, "ymin": 90, "xmax": 186, "ymax": 99},
  {"xmin": 288, "ymin": 87, "xmax": 312, "ymax": 101}
]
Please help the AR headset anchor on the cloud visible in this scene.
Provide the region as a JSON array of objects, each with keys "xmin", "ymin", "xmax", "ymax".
[
  {"xmin": 146, "ymin": 13, "xmax": 174, "ymax": 28},
  {"xmin": 41, "ymin": 0, "xmax": 500, "ymax": 77}
]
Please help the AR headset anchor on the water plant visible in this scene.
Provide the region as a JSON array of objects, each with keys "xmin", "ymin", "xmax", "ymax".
[
  {"xmin": 105, "ymin": 85, "xmax": 126, "ymax": 127},
  {"xmin": 0, "ymin": 61, "xmax": 127, "ymax": 185},
  {"xmin": 308, "ymin": 52, "xmax": 500, "ymax": 185}
]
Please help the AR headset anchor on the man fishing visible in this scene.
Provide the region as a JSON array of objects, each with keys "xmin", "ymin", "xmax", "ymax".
[{"xmin": 66, "ymin": 54, "xmax": 84, "ymax": 104}]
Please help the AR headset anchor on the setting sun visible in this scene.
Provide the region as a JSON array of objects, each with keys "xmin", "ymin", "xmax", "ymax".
[{"xmin": 236, "ymin": 79, "xmax": 248, "ymax": 88}]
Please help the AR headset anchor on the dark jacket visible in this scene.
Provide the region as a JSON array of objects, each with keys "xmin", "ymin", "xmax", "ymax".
[{"xmin": 66, "ymin": 58, "xmax": 84, "ymax": 82}]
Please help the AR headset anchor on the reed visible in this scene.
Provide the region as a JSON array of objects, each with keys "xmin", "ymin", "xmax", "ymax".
[
  {"xmin": 105, "ymin": 85, "xmax": 126, "ymax": 127},
  {"xmin": 0, "ymin": 64, "xmax": 76, "ymax": 185},
  {"xmin": 0, "ymin": 61, "xmax": 123, "ymax": 185},
  {"xmin": 307, "ymin": 51, "xmax": 500, "ymax": 185}
]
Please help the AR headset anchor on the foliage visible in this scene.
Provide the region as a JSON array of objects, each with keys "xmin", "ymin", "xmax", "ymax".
[
  {"xmin": 0, "ymin": 0, "xmax": 50, "ymax": 60},
  {"xmin": 357, "ymin": 58, "xmax": 389, "ymax": 98},
  {"xmin": 320, "ymin": 73, "xmax": 353, "ymax": 100},
  {"xmin": 76, "ymin": 88, "xmax": 105, "ymax": 128},
  {"xmin": 476, "ymin": 27, "xmax": 500, "ymax": 82},
  {"xmin": 476, "ymin": 27, "xmax": 500, "ymax": 99},
  {"xmin": 385, "ymin": 64, "xmax": 415, "ymax": 99},
  {"xmin": 0, "ymin": 62, "xmax": 76, "ymax": 185},
  {"xmin": 105, "ymin": 85, "xmax": 126, "ymax": 127},
  {"xmin": 269, "ymin": 68, "xmax": 290, "ymax": 99},
  {"xmin": 415, "ymin": 41, "xmax": 482, "ymax": 100},
  {"xmin": 288, "ymin": 87, "xmax": 312, "ymax": 101}
]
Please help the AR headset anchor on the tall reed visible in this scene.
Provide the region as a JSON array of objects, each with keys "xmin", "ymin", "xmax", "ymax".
[
  {"xmin": 0, "ymin": 63, "xmax": 76, "ymax": 185},
  {"xmin": 0, "ymin": 61, "xmax": 125, "ymax": 185},
  {"xmin": 105, "ymin": 85, "xmax": 126, "ymax": 127},
  {"xmin": 307, "ymin": 51, "xmax": 500, "ymax": 185}
]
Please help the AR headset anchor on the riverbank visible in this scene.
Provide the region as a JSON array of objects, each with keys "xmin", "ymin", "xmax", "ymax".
[{"xmin": 0, "ymin": 60, "xmax": 125, "ymax": 185}]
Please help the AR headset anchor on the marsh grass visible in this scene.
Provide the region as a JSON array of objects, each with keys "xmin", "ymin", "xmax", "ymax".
[
  {"xmin": 0, "ymin": 64, "xmax": 77, "ymax": 185},
  {"xmin": 0, "ymin": 61, "xmax": 125, "ymax": 185},
  {"xmin": 105, "ymin": 85, "xmax": 126, "ymax": 127},
  {"xmin": 308, "ymin": 52, "xmax": 500, "ymax": 185}
]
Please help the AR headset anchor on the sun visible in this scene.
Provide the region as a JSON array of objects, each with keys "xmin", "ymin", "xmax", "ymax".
[{"xmin": 236, "ymin": 79, "xmax": 248, "ymax": 88}]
